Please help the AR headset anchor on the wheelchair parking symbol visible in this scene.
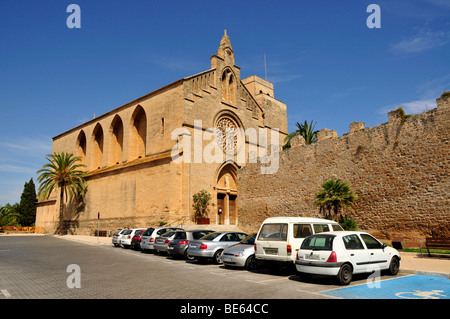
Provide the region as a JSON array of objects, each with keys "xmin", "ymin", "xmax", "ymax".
[{"xmin": 395, "ymin": 290, "xmax": 447, "ymax": 299}]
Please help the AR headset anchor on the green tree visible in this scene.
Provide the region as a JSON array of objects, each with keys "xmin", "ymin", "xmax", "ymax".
[
  {"xmin": 314, "ymin": 178, "xmax": 358, "ymax": 221},
  {"xmin": 0, "ymin": 203, "xmax": 21, "ymax": 227},
  {"xmin": 36, "ymin": 153, "xmax": 87, "ymax": 235},
  {"xmin": 283, "ymin": 120, "xmax": 319, "ymax": 150},
  {"xmin": 192, "ymin": 189, "xmax": 215, "ymax": 222},
  {"xmin": 19, "ymin": 178, "xmax": 38, "ymax": 226}
]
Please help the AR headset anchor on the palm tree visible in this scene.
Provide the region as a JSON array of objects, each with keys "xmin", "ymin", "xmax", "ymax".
[
  {"xmin": 314, "ymin": 178, "xmax": 358, "ymax": 221},
  {"xmin": 0, "ymin": 203, "xmax": 21, "ymax": 227},
  {"xmin": 36, "ymin": 153, "xmax": 87, "ymax": 235},
  {"xmin": 283, "ymin": 120, "xmax": 319, "ymax": 150}
]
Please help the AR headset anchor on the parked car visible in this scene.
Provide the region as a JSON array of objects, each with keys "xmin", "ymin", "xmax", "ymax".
[
  {"xmin": 254, "ymin": 217, "xmax": 343, "ymax": 267},
  {"xmin": 167, "ymin": 230, "xmax": 215, "ymax": 259},
  {"xmin": 120, "ymin": 228, "xmax": 146, "ymax": 248},
  {"xmin": 295, "ymin": 231, "xmax": 401, "ymax": 285},
  {"xmin": 187, "ymin": 231, "xmax": 248, "ymax": 264},
  {"xmin": 221, "ymin": 233, "xmax": 258, "ymax": 270},
  {"xmin": 112, "ymin": 228, "xmax": 128, "ymax": 247},
  {"xmin": 130, "ymin": 229, "xmax": 145, "ymax": 250},
  {"xmin": 154, "ymin": 231, "xmax": 179, "ymax": 254},
  {"xmin": 140, "ymin": 227, "xmax": 184, "ymax": 252}
]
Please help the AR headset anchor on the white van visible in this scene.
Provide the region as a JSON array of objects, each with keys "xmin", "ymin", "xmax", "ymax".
[{"xmin": 254, "ymin": 217, "xmax": 343, "ymax": 266}]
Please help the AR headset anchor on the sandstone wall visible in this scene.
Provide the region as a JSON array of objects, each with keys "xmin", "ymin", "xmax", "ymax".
[{"xmin": 238, "ymin": 98, "xmax": 450, "ymax": 244}]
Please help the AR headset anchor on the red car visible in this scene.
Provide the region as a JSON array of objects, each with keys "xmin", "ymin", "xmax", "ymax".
[{"xmin": 131, "ymin": 229, "xmax": 145, "ymax": 250}]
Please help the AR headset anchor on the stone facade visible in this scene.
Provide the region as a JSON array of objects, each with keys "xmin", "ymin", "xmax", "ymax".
[
  {"xmin": 35, "ymin": 31, "xmax": 288, "ymax": 235},
  {"xmin": 238, "ymin": 94, "xmax": 450, "ymax": 244}
]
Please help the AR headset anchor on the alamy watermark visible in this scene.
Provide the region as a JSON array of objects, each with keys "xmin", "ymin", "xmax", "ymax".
[
  {"xmin": 66, "ymin": 264, "xmax": 81, "ymax": 288},
  {"xmin": 366, "ymin": 4, "xmax": 381, "ymax": 29},
  {"xmin": 170, "ymin": 120, "xmax": 280, "ymax": 174},
  {"xmin": 66, "ymin": 4, "xmax": 81, "ymax": 29}
]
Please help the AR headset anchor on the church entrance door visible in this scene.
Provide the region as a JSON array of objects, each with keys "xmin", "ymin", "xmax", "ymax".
[{"xmin": 216, "ymin": 163, "xmax": 237, "ymax": 225}]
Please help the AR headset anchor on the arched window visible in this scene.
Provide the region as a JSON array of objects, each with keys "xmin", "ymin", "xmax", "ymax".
[
  {"xmin": 221, "ymin": 68, "xmax": 236, "ymax": 104},
  {"xmin": 109, "ymin": 115, "xmax": 124, "ymax": 165},
  {"xmin": 91, "ymin": 123, "xmax": 104, "ymax": 170},
  {"xmin": 130, "ymin": 105, "xmax": 147, "ymax": 160},
  {"xmin": 76, "ymin": 130, "xmax": 87, "ymax": 164},
  {"xmin": 229, "ymin": 74, "xmax": 235, "ymax": 104}
]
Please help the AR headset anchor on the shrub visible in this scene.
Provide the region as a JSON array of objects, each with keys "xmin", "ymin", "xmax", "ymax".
[{"xmin": 339, "ymin": 216, "xmax": 358, "ymax": 231}]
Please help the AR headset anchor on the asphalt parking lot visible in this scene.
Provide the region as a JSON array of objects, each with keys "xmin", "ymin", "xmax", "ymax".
[{"xmin": 0, "ymin": 235, "xmax": 448, "ymax": 304}]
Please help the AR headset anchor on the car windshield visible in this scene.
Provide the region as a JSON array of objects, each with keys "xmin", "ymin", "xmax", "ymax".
[
  {"xmin": 301, "ymin": 235, "xmax": 335, "ymax": 251},
  {"xmin": 199, "ymin": 232, "xmax": 222, "ymax": 241},
  {"xmin": 240, "ymin": 233, "xmax": 256, "ymax": 245}
]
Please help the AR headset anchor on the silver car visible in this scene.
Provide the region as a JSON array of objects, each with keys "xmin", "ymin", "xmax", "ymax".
[
  {"xmin": 154, "ymin": 231, "xmax": 178, "ymax": 254},
  {"xmin": 167, "ymin": 230, "xmax": 215, "ymax": 259},
  {"xmin": 187, "ymin": 231, "xmax": 248, "ymax": 264},
  {"xmin": 140, "ymin": 227, "xmax": 183, "ymax": 252},
  {"xmin": 112, "ymin": 228, "xmax": 128, "ymax": 247},
  {"xmin": 221, "ymin": 233, "xmax": 258, "ymax": 270}
]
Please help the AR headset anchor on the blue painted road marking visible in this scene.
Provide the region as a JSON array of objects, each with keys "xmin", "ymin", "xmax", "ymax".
[{"xmin": 321, "ymin": 275, "xmax": 449, "ymax": 299}]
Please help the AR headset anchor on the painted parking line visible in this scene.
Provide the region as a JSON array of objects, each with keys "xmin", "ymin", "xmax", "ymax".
[
  {"xmin": 320, "ymin": 275, "xmax": 450, "ymax": 299},
  {"xmin": 246, "ymin": 277, "xmax": 288, "ymax": 285}
]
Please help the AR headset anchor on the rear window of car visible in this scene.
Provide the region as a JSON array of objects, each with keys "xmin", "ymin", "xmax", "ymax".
[
  {"xmin": 123, "ymin": 230, "xmax": 132, "ymax": 235},
  {"xmin": 163, "ymin": 231, "xmax": 176, "ymax": 238},
  {"xmin": 257, "ymin": 223, "xmax": 288, "ymax": 241},
  {"xmin": 200, "ymin": 232, "xmax": 222, "ymax": 241},
  {"xmin": 134, "ymin": 230, "xmax": 144, "ymax": 237},
  {"xmin": 301, "ymin": 235, "xmax": 334, "ymax": 251},
  {"xmin": 174, "ymin": 232, "xmax": 187, "ymax": 239},
  {"xmin": 193, "ymin": 231, "xmax": 213, "ymax": 239},
  {"xmin": 142, "ymin": 228, "xmax": 154, "ymax": 236}
]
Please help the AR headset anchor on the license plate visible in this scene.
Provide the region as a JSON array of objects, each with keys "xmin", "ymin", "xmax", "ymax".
[
  {"xmin": 190, "ymin": 245, "xmax": 197, "ymax": 249},
  {"xmin": 224, "ymin": 257, "xmax": 232, "ymax": 262},
  {"xmin": 167, "ymin": 246, "xmax": 173, "ymax": 250},
  {"xmin": 305, "ymin": 254, "xmax": 319, "ymax": 260},
  {"xmin": 264, "ymin": 248, "xmax": 278, "ymax": 255}
]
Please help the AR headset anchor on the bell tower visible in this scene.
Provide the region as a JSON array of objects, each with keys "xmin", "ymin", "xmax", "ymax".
[{"xmin": 211, "ymin": 30, "xmax": 237, "ymax": 70}]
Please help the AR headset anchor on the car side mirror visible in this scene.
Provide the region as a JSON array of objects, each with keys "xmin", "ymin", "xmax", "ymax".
[{"xmin": 382, "ymin": 243, "xmax": 387, "ymax": 250}]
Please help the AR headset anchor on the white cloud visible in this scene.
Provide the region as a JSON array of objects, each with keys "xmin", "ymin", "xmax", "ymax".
[
  {"xmin": 0, "ymin": 135, "xmax": 52, "ymax": 158},
  {"xmin": 379, "ymin": 98, "xmax": 437, "ymax": 115},
  {"xmin": 390, "ymin": 30, "xmax": 450, "ymax": 54}
]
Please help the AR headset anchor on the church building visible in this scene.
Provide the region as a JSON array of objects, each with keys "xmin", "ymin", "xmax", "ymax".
[{"xmin": 35, "ymin": 31, "xmax": 288, "ymax": 234}]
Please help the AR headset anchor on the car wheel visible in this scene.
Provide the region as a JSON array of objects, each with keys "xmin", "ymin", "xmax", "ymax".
[
  {"xmin": 245, "ymin": 255, "xmax": 258, "ymax": 271},
  {"xmin": 213, "ymin": 250, "xmax": 223, "ymax": 264},
  {"xmin": 184, "ymin": 249, "xmax": 194, "ymax": 260},
  {"xmin": 388, "ymin": 256, "xmax": 400, "ymax": 276},
  {"xmin": 337, "ymin": 264, "xmax": 353, "ymax": 285}
]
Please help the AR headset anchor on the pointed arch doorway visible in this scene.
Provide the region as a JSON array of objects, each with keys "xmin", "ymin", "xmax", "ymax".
[{"xmin": 216, "ymin": 163, "xmax": 238, "ymax": 225}]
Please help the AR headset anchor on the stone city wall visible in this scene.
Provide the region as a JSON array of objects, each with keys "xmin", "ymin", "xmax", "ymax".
[{"xmin": 238, "ymin": 94, "xmax": 450, "ymax": 245}]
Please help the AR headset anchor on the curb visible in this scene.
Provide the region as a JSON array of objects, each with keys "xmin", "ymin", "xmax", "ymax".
[{"xmin": 400, "ymin": 269, "xmax": 450, "ymax": 279}]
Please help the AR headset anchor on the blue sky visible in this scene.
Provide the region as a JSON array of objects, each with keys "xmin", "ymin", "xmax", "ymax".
[{"xmin": 0, "ymin": 0, "xmax": 449, "ymax": 206}]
